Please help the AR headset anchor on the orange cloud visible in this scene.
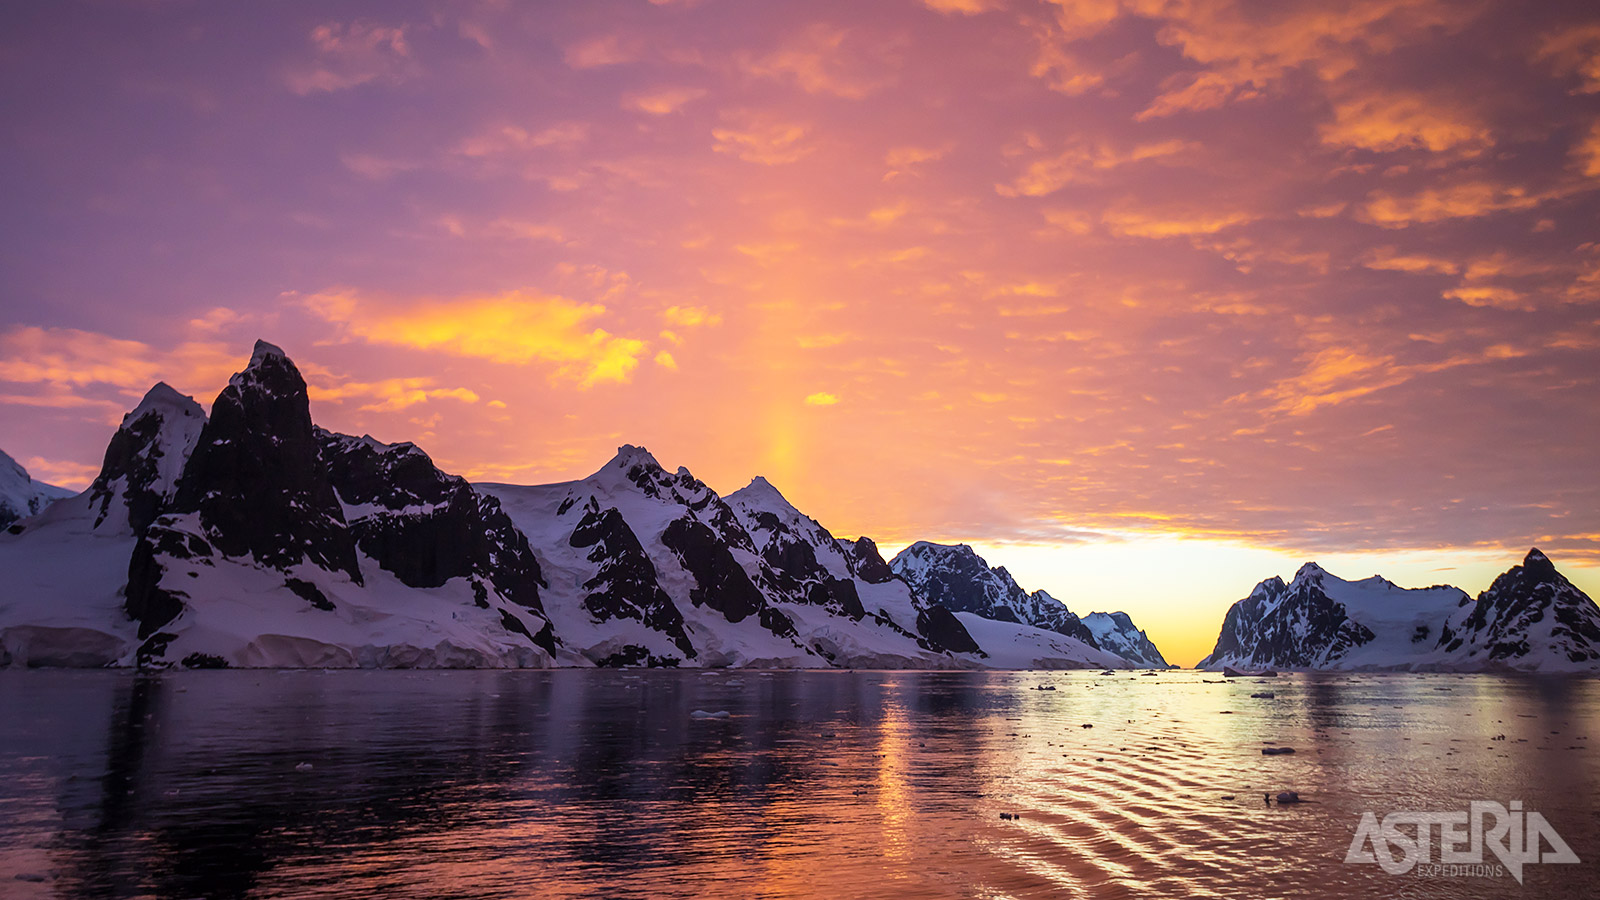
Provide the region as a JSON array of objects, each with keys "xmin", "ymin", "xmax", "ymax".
[
  {"xmin": 998, "ymin": 139, "xmax": 1196, "ymax": 196},
  {"xmin": 738, "ymin": 24, "xmax": 891, "ymax": 98},
  {"xmin": 0, "ymin": 326, "xmax": 236, "ymax": 397},
  {"xmin": 1534, "ymin": 23, "xmax": 1600, "ymax": 94},
  {"xmin": 804, "ymin": 391, "xmax": 839, "ymax": 405},
  {"xmin": 302, "ymin": 290, "xmax": 649, "ymax": 387},
  {"xmin": 711, "ymin": 111, "xmax": 813, "ymax": 164},
  {"xmin": 1101, "ymin": 208, "xmax": 1256, "ymax": 237},
  {"xmin": 1577, "ymin": 120, "xmax": 1600, "ymax": 178},
  {"xmin": 306, "ymin": 377, "xmax": 482, "ymax": 412},
  {"xmin": 1361, "ymin": 246, "xmax": 1460, "ymax": 275},
  {"xmin": 661, "ymin": 305, "xmax": 723, "ymax": 328},
  {"xmin": 565, "ymin": 34, "xmax": 641, "ymax": 69},
  {"xmin": 1360, "ymin": 180, "xmax": 1549, "ymax": 227},
  {"xmin": 1441, "ymin": 285, "xmax": 1530, "ymax": 310},
  {"xmin": 1319, "ymin": 90, "xmax": 1491, "ymax": 153},
  {"xmin": 623, "ymin": 86, "xmax": 707, "ymax": 115},
  {"xmin": 286, "ymin": 21, "xmax": 413, "ymax": 95}
]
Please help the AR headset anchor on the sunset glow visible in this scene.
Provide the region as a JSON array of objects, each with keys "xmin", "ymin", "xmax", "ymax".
[{"xmin": 4, "ymin": 0, "xmax": 1599, "ymax": 665}]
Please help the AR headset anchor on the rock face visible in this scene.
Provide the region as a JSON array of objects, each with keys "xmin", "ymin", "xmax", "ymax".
[
  {"xmin": 1437, "ymin": 549, "xmax": 1600, "ymax": 670},
  {"xmin": 168, "ymin": 341, "xmax": 363, "ymax": 584},
  {"xmin": 483, "ymin": 451, "xmax": 976, "ymax": 668},
  {"xmin": 887, "ymin": 540, "xmax": 1169, "ymax": 668},
  {"xmin": 0, "ymin": 448, "xmax": 74, "ymax": 529},
  {"xmin": 114, "ymin": 341, "xmax": 561, "ymax": 667},
  {"xmin": 1199, "ymin": 551, "xmax": 1600, "ymax": 672},
  {"xmin": 1083, "ymin": 611, "xmax": 1170, "ymax": 668},
  {"xmin": 890, "ymin": 542, "xmax": 1100, "ymax": 644},
  {"xmin": 83, "ymin": 383, "xmax": 205, "ymax": 536}
]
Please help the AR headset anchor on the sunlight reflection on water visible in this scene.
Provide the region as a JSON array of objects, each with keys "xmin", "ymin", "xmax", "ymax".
[{"xmin": 1, "ymin": 669, "xmax": 1597, "ymax": 899}]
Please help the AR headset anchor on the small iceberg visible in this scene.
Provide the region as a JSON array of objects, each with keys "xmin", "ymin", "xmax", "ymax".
[{"xmin": 690, "ymin": 709, "xmax": 731, "ymax": 719}]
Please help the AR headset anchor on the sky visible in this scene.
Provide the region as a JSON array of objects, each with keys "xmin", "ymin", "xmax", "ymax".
[{"xmin": 2, "ymin": 0, "xmax": 1599, "ymax": 666}]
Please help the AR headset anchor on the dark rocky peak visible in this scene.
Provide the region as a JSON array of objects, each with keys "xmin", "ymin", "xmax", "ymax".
[
  {"xmin": 1521, "ymin": 547, "xmax": 1557, "ymax": 580},
  {"xmin": 316, "ymin": 427, "xmax": 549, "ymax": 624},
  {"xmin": 317, "ymin": 430, "xmax": 458, "ymax": 510},
  {"xmin": 169, "ymin": 340, "xmax": 362, "ymax": 583},
  {"xmin": 86, "ymin": 382, "xmax": 206, "ymax": 535},
  {"xmin": 1293, "ymin": 562, "xmax": 1327, "ymax": 584},
  {"xmin": 840, "ymin": 536, "xmax": 896, "ymax": 583},
  {"xmin": 1250, "ymin": 575, "xmax": 1289, "ymax": 601}
]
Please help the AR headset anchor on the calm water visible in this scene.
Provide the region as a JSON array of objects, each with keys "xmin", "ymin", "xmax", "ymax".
[{"xmin": 2, "ymin": 669, "xmax": 1598, "ymax": 899}]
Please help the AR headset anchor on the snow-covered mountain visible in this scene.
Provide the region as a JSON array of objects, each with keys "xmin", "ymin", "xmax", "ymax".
[
  {"xmin": 891, "ymin": 542, "xmax": 1095, "ymax": 640},
  {"xmin": 1, "ymin": 340, "xmax": 992, "ymax": 669},
  {"xmin": 888, "ymin": 541, "xmax": 1165, "ymax": 668},
  {"xmin": 0, "ymin": 448, "xmax": 74, "ymax": 529},
  {"xmin": 1199, "ymin": 551, "xmax": 1600, "ymax": 672},
  {"xmin": 1436, "ymin": 549, "xmax": 1600, "ymax": 671},
  {"xmin": 1083, "ymin": 611, "xmax": 1169, "ymax": 668},
  {"xmin": 2, "ymin": 342, "xmax": 565, "ymax": 668},
  {"xmin": 481, "ymin": 456, "xmax": 978, "ymax": 668}
]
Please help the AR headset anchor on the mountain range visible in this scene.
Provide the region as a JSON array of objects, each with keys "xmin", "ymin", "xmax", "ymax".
[
  {"xmin": 0, "ymin": 340, "xmax": 1165, "ymax": 670},
  {"xmin": 1199, "ymin": 552, "xmax": 1600, "ymax": 672}
]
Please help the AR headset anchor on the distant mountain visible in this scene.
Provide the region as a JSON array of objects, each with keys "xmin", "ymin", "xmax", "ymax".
[
  {"xmin": 889, "ymin": 541, "xmax": 1167, "ymax": 668},
  {"xmin": 1436, "ymin": 549, "xmax": 1600, "ymax": 670},
  {"xmin": 0, "ymin": 448, "xmax": 74, "ymax": 529},
  {"xmin": 1083, "ymin": 611, "xmax": 1169, "ymax": 668},
  {"xmin": 1200, "ymin": 550, "xmax": 1600, "ymax": 672}
]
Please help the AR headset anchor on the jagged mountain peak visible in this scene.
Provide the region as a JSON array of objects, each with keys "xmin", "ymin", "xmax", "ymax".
[
  {"xmin": 250, "ymin": 338, "xmax": 288, "ymax": 364},
  {"xmin": 1294, "ymin": 561, "xmax": 1328, "ymax": 581},
  {"xmin": 726, "ymin": 475, "xmax": 801, "ymax": 516},
  {"xmin": 132, "ymin": 381, "xmax": 202, "ymax": 417},
  {"xmin": 227, "ymin": 337, "xmax": 301, "ymax": 392},
  {"xmin": 1522, "ymin": 547, "xmax": 1556, "ymax": 578},
  {"xmin": 610, "ymin": 443, "xmax": 661, "ymax": 471}
]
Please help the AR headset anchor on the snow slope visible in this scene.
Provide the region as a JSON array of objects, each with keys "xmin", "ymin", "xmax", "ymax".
[{"xmin": 0, "ymin": 448, "xmax": 74, "ymax": 529}]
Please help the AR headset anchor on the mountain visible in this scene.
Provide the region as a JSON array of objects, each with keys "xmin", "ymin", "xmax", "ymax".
[
  {"xmin": 2, "ymin": 342, "xmax": 564, "ymax": 668},
  {"xmin": 480, "ymin": 457, "xmax": 977, "ymax": 668},
  {"xmin": 1199, "ymin": 551, "xmax": 1600, "ymax": 672},
  {"xmin": 3, "ymin": 338, "xmax": 992, "ymax": 669},
  {"xmin": 889, "ymin": 541, "xmax": 1163, "ymax": 668},
  {"xmin": 1436, "ymin": 549, "xmax": 1600, "ymax": 671},
  {"xmin": 0, "ymin": 448, "xmax": 74, "ymax": 529},
  {"xmin": 0, "ymin": 384, "xmax": 207, "ymax": 666},
  {"xmin": 1083, "ymin": 611, "xmax": 1169, "ymax": 668}
]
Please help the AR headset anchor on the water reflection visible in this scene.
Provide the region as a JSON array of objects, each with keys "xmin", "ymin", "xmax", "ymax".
[{"xmin": 1, "ymin": 670, "xmax": 1597, "ymax": 899}]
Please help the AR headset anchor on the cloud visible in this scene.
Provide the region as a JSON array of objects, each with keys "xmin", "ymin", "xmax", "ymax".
[
  {"xmin": 711, "ymin": 111, "xmax": 813, "ymax": 164},
  {"xmin": 1577, "ymin": 120, "xmax": 1600, "ymax": 178},
  {"xmin": 21, "ymin": 456, "xmax": 99, "ymax": 490},
  {"xmin": 804, "ymin": 391, "xmax": 839, "ymax": 405},
  {"xmin": 1361, "ymin": 246, "xmax": 1460, "ymax": 275},
  {"xmin": 455, "ymin": 123, "xmax": 589, "ymax": 158},
  {"xmin": 286, "ymin": 21, "xmax": 414, "ymax": 95},
  {"xmin": 1360, "ymin": 180, "xmax": 1551, "ymax": 227},
  {"xmin": 1101, "ymin": 208, "xmax": 1257, "ymax": 237},
  {"xmin": 998, "ymin": 138, "xmax": 1196, "ymax": 196},
  {"xmin": 1318, "ymin": 90, "xmax": 1491, "ymax": 153},
  {"xmin": 1441, "ymin": 285, "xmax": 1530, "ymax": 310},
  {"xmin": 738, "ymin": 24, "xmax": 893, "ymax": 98},
  {"xmin": 884, "ymin": 144, "xmax": 948, "ymax": 180},
  {"xmin": 301, "ymin": 291, "xmax": 649, "ymax": 387},
  {"xmin": 1125, "ymin": 0, "xmax": 1470, "ymax": 119},
  {"xmin": 565, "ymin": 34, "xmax": 642, "ymax": 69},
  {"xmin": 0, "ymin": 326, "xmax": 236, "ymax": 397},
  {"xmin": 661, "ymin": 305, "xmax": 723, "ymax": 328},
  {"xmin": 1534, "ymin": 23, "xmax": 1600, "ymax": 94},
  {"xmin": 923, "ymin": 0, "xmax": 1005, "ymax": 14},
  {"xmin": 623, "ymin": 86, "xmax": 708, "ymax": 115},
  {"xmin": 306, "ymin": 377, "xmax": 481, "ymax": 412}
]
